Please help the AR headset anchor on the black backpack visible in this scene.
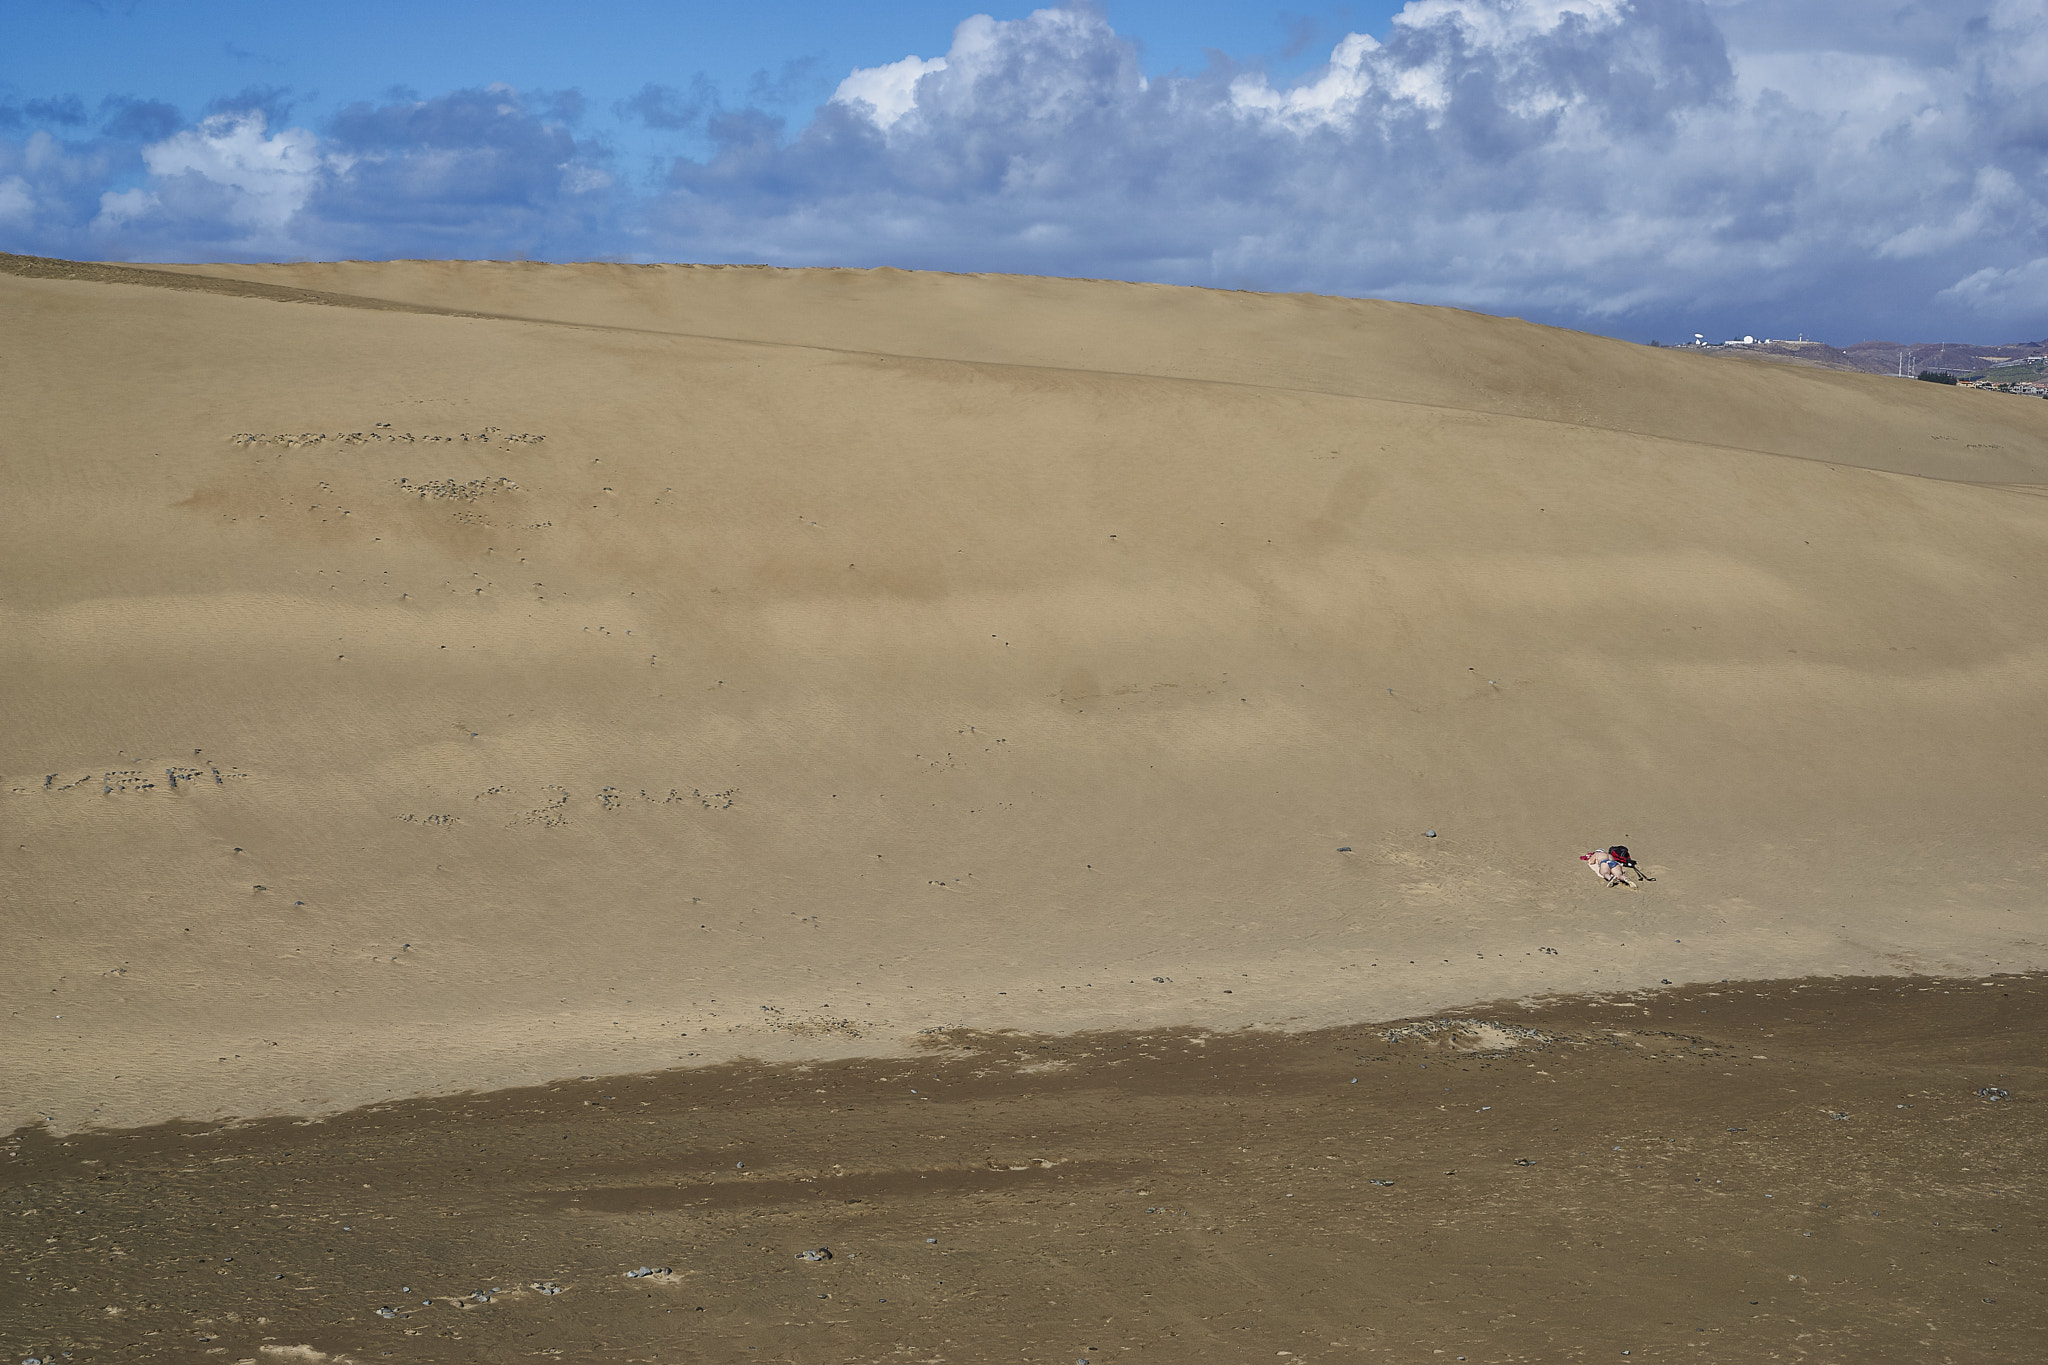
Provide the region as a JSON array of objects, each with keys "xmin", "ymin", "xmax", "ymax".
[{"xmin": 1608, "ymin": 846, "xmax": 1631, "ymax": 864}]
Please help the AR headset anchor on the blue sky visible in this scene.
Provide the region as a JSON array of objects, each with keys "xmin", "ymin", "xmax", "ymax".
[
  {"xmin": 12, "ymin": 2, "xmax": 1403, "ymax": 132},
  {"xmin": 4, "ymin": 0, "xmax": 2045, "ymax": 345},
  {"xmin": 8, "ymin": 1, "xmax": 1402, "ymax": 202}
]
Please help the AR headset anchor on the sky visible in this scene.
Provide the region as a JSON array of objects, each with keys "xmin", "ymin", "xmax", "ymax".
[{"xmin": 3, "ymin": 0, "xmax": 2045, "ymax": 345}]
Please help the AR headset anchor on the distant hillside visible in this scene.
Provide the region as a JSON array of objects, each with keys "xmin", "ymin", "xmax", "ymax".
[
  {"xmin": 1690, "ymin": 335, "xmax": 2047, "ymax": 378},
  {"xmin": 1839, "ymin": 339, "xmax": 2048, "ymax": 377}
]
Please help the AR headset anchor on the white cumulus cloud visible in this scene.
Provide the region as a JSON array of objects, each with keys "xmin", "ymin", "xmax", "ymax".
[
  {"xmin": 652, "ymin": 0, "xmax": 2048, "ymax": 342},
  {"xmin": 1941, "ymin": 257, "xmax": 2048, "ymax": 313},
  {"xmin": 1230, "ymin": 34, "xmax": 1382, "ymax": 128},
  {"xmin": 833, "ymin": 54, "xmax": 949, "ymax": 129},
  {"xmin": 0, "ymin": 174, "xmax": 34, "ymax": 226},
  {"xmin": 141, "ymin": 111, "xmax": 334, "ymax": 234}
]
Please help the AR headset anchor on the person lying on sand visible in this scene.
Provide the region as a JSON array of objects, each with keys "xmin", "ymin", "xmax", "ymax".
[{"xmin": 1581, "ymin": 846, "xmax": 1640, "ymax": 886}]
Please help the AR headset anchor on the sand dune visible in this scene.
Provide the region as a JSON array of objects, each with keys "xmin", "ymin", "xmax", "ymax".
[
  {"xmin": 4, "ymin": 254, "xmax": 2047, "ymax": 1133},
  {"xmin": 150, "ymin": 257, "xmax": 2048, "ymax": 486}
]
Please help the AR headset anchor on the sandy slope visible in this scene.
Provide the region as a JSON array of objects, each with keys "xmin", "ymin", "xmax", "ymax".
[
  {"xmin": 4, "ymin": 257, "xmax": 2047, "ymax": 1132},
  {"xmin": 156, "ymin": 257, "xmax": 2048, "ymax": 484}
]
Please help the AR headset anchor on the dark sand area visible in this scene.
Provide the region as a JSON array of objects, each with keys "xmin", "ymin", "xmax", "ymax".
[{"xmin": 6, "ymin": 973, "xmax": 2039, "ymax": 1364}]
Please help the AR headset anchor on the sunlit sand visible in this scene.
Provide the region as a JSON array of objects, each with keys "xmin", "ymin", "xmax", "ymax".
[{"xmin": 5, "ymin": 253, "xmax": 2046, "ymax": 1133}]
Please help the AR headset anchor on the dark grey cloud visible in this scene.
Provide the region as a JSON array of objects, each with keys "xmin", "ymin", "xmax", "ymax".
[
  {"xmin": 617, "ymin": 79, "xmax": 714, "ymax": 131},
  {"xmin": 1278, "ymin": 14, "xmax": 1326, "ymax": 61},
  {"xmin": 746, "ymin": 58, "xmax": 829, "ymax": 109},
  {"xmin": 1712, "ymin": 0, "xmax": 1991, "ymax": 63},
  {"xmin": 205, "ymin": 84, "xmax": 297, "ymax": 125},
  {"xmin": 223, "ymin": 41, "xmax": 289, "ymax": 67},
  {"xmin": 26, "ymin": 95, "xmax": 90, "ymax": 126},
  {"xmin": 99, "ymin": 96, "xmax": 181, "ymax": 140},
  {"xmin": 0, "ymin": 128, "xmax": 138, "ymax": 258},
  {"xmin": 308, "ymin": 88, "xmax": 614, "ymax": 256},
  {"xmin": 327, "ymin": 87, "xmax": 584, "ymax": 165},
  {"xmin": 537, "ymin": 88, "xmax": 588, "ymax": 126},
  {"xmin": 615, "ymin": 68, "xmax": 813, "ymax": 137},
  {"xmin": 0, "ymin": 85, "xmax": 613, "ymax": 263}
]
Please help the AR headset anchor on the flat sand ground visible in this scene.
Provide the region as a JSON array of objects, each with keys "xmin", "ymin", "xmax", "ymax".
[
  {"xmin": 5, "ymin": 976, "xmax": 2041, "ymax": 1363},
  {"xmin": 2, "ymin": 255, "xmax": 2045, "ymax": 1361}
]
